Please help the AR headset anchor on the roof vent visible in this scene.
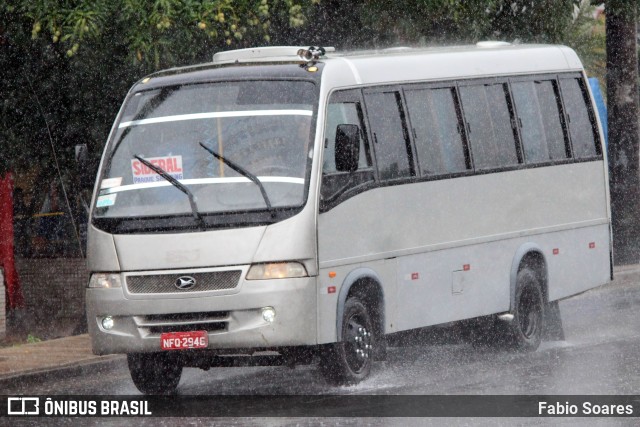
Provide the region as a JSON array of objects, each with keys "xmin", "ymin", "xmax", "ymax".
[
  {"xmin": 213, "ymin": 46, "xmax": 335, "ymax": 64},
  {"xmin": 476, "ymin": 41, "xmax": 511, "ymax": 48}
]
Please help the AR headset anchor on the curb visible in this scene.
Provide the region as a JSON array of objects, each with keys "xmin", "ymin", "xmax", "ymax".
[{"xmin": 0, "ymin": 354, "xmax": 125, "ymax": 389}]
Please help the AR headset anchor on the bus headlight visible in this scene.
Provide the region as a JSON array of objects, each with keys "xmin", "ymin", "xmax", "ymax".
[
  {"xmin": 88, "ymin": 273, "xmax": 122, "ymax": 288},
  {"xmin": 101, "ymin": 316, "xmax": 115, "ymax": 330},
  {"xmin": 246, "ymin": 262, "xmax": 308, "ymax": 280}
]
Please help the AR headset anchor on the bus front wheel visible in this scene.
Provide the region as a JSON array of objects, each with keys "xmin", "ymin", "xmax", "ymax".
[
  {"xmin": 127, "ymin": 352, "xmax": 183, "ymax": 395},
  {"xmin": 319, "ymin": 297, "xmax": 374, "ymax": 385},
  {"xmin": 507, "ymin": 267, "xmax": 545, "ymax": 351}
]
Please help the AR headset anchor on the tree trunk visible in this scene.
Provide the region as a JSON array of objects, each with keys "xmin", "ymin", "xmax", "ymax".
[{"xmin": 606, "ymin": 2, "xmax": 640, "ymax": 265}]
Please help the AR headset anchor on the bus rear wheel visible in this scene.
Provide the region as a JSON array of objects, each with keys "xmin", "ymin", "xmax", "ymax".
[
  {"xmin": 319, "ymin": 297, "xmax": 374, "ymax": 385},
  {"xmin": 506, "ymin": 267, "xmax": 545, "ymax": 351},
  {"xmin": 127, "ymin": 352, "xmax": 183, "ymax": 395}
]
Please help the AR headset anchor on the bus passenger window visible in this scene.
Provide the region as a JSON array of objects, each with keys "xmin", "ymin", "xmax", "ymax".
[
  {"xmin": 405, "ymin": 87, "xmax": 468, "ymax": 175},
  {"xmin": 512, "ymin": 81, "xmax": 548, "ymax": 163},
  {"xmin": 459, "ymin": 83, "xmax": 519, "ymax": 170},
  {"xmin": 536, "ymin": 80, "xmax": 569, "ymax": 160},
  {"xmin": 512, "ymin": 80, "xmax": 568, "ymax": 163},
  {"xmin": 560, "ymin": 78, "xmax": 599, "ymax": 158},
  {"xmin": 364, "ymin": 91, "xmax": 413, "ymax": 180}
]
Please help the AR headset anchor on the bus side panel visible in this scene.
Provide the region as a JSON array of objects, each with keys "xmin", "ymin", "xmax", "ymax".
[
  {"xmin": 395, "ymin": 242, "xmax": 509, "ymax": 331},
  {"xmin": 394, "ymin": 224, "xmax": 610, "ymax": 331},
  {"xmin": 318, "ymin": 161, "xmax": 609, "ymax": 334},
  {"xmin": 547, "ymin": 223, "xmax": 611, "ymax": 301}
]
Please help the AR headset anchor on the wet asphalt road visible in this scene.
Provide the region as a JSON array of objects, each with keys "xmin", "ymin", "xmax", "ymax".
[{"xmin": 6, "ymin": 270, "xmax": 640, "ymax": 425}]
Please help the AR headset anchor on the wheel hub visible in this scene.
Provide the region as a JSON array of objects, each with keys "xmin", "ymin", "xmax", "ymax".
[
  {"xmin": 354, "ymin": 326, "xmax": 372, "ymax": 359},
  {"xmin": 345, "ymin": 317, "xmax": 372, "ymax": 371}
]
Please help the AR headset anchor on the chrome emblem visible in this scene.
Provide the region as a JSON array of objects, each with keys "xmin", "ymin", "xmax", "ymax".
[{"xmin": 175, "ymin": 276, "xmax": 197, "ymax": 290}]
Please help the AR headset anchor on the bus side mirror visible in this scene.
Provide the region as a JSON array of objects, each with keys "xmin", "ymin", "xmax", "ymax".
[{"xmin": 335, "ymin": 124, "xmax": 360, "ymax": 173}]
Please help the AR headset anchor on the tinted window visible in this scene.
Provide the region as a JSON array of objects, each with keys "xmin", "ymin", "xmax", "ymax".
[
  {"xmin": 405, "ymin": 88, "xmax": 468, "ymax": 175},
  {"xmin": 459, "ymin": 83, "xmax": 519, "ymax": 170},
  {"xmin": 560, "ymin": 78, "xmax": 598, "ymax": 158},
  {"xmin": 321, "ymin": 92, "xmax": 375, "ymax": 205},
  {"xmin": 512, "ymin": 81, "xmax": 547, "ymax": 163},
  {"xmin": 324, "ymin": 102, "xmax": 371, "ymax": 173},
  {"xmin": 536, "ymin": 80, "xmax": 568, "ymax": 160},
  {"xmin": 365, "ymin": 91, "xmax": 413, "ymax": 180},
  {"xmin": 512, "ymin": 80, "xmax": 568, "ymax": 163}
]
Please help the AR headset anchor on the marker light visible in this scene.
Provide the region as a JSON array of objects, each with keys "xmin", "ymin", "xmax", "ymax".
[
  {"xmin": 262, "ymin": 307, "xmax": 276, "ymax": 323},
  {"xmin": 88, "ymin": 273, "xmax": 122, "ymax": 288},
  {"xmin": 102, "ymin": 316, "xmax": 115, "ymax": 330},
  {"xmin": 246, "ymin": 262, "xmax": 308, "ymax": 280}
]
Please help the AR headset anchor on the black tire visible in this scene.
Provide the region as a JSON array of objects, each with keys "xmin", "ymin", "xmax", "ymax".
[
  {"xmin": 127, "ymin": 353, "xmax": 183, "ymax": 395},
  {"xmin": 506, "ymin": 267, "xmax": 545, "ymax": 351},
  {"xmin": 320, "ymin": 297, "xmax": 374, "ymax": 385}
]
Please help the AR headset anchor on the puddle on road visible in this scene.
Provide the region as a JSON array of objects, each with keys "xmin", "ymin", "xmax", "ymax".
[{"xmin": 538, "ymin": 341, "xmax": 572, "ymax": 351}]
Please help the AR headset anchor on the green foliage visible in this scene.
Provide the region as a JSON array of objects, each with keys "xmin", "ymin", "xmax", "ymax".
[
  {"xmin": 14, "ymin": 0, "xmax": 314, "ymax": 70},
  {"xmin": 26, "ymin": 333, "xmax": 41, "ymax": 343},
  {"xmin": 564, "ymin": 1, "xmax": 607, "ymax": 83},
  {"xmin": 319, "ymin": 0, "xmax": 579, "ymax": 46},
  {"xmin": 301, "ymin": 1, "xmax": 606, "ymax": 83}
]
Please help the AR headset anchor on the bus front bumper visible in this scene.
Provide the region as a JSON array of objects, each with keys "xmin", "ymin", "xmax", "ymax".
[{"xmin": 86, "ymin": 277, "xmax": 317, "ymax": 355}]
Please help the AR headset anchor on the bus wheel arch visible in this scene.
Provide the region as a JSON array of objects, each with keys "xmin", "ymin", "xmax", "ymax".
[
  {"xmin": 510, "ymin": 244, "xmax": 549, "ymax": 310},
  {"xmin": 337, "ymin": 268, "xmax": 386, "ymax": 351}
]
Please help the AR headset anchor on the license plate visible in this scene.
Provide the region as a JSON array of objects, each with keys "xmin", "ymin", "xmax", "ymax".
[{"xmin": 160, "ymin": 331, "xmax": 208, "ymax": 350}]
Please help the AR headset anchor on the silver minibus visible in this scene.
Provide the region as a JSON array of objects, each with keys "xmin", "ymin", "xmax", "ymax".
[{"xmin": 86, "ymin": 44, "xmax": 611, "ymax": 394}]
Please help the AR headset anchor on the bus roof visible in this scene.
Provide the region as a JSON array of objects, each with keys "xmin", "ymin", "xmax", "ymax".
[
  {"xmin": 330, "ymin": 44, "xmax": 582, "ymax": 85},
  {"xmin": 142, "ymin": 43, "xmax": 583, "ymax": 91},
  {"xmin": 210, "ymin": 43, "xmax": 583, "ymax": 86}
]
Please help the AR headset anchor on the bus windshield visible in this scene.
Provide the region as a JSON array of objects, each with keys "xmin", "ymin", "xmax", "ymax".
[{"xmin": 94, "ymin": 80, "xmax": 316, "ymax": 225}]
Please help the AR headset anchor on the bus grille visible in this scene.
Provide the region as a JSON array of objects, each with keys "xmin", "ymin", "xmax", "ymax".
[
  {"xmin": 126, "ymin": 271, "xmax": 241, "ymax": 294},
  {"xmin": 134, "ymin": 311, "xmax": 230, "ymax": 334}
]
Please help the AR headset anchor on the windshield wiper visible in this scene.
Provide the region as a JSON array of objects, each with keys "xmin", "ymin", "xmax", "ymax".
[
  {"xmin": 134, "ymin": 155, "xmax": 206, "ymax": 230},
  {"xmin": 199, "ymin": 142, "xmax": 275, "ymax": 218}
]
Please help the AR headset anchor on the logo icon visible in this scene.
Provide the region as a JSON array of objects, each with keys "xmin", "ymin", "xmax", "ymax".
[
  {"xmin": 7, "ymin": 397, "xmax": 40, "ymax": 415},
  {"xmin": 174, "ymin": 276, "xmax": 196, "ymax": 290}
]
